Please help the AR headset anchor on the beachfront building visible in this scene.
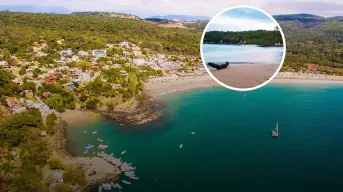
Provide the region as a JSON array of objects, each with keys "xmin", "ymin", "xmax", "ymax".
[
  {"xmin": 159, "ymin": 61, "xmax": 181, "ymax": 70},
  {"xmin": 72, "ymin": 55, "xmax": 80, "ymax": 61},
  {"xmin": 92, "ymin": 49, "xmax": 107, "ymax": 57},
  {"xmin": 6, "ymin": 98, "xmax": 28, "ymax": 113}
]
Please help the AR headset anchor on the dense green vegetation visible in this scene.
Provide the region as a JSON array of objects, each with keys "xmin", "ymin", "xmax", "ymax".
[
  {"xmin": 0, "ymin": 70, "xmax": 21, "ymax": 98},
  {"xmin": 39, "ymin": 83, "xmax": 76, "ymax": 112},
  {"xmin": 203, "ymin": 30, "xmax": 282, "ymax": 46},
  {"xmin": 278, "ymin": 15, "xmax": 343, "ymax": 70},
  {"xmin": 0, "ymin": 109, "xmax": 51, "ymax": 191},
  {"xmin": 0, "ymin": 12, "xmax": 200, "ymax": 56},
  {"xmin": 72, "ymin": 11, "xmax": 141, "ymax": 20}
]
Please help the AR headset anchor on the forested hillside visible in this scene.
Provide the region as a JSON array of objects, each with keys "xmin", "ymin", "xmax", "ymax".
[
  {"xmin": 0, "ymin": 12, "xmax": 201, "ymax": 56},
  {"xmin": 1, "ymin": 12, "xmax": 343, "ymax": 73},
  {"xmin": 203, "ymin": 30, "xmax": 282, "ymax": 46},
  {"xmin": 278, "ymin": 15, "xmax": 343, "ymax": 71}
]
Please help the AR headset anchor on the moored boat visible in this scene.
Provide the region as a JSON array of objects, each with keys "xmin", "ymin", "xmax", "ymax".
[
  {"xmin": 92, "ymin": 131, "xmax": 98, "ymax": 134},
  {"xmin": 179, "ymin": 144, "xmax": 183, "ymax": 149},
  {"xmin": 122, "ymin": 180, "xmax": 131, "ymax": 185},
  {"xmin": 271, "ymin": 122, "xmax": 279, "ymax": 137},
  {"xmin": 116, "ymin": 183, "xmax": 123, "ymax": 189}
]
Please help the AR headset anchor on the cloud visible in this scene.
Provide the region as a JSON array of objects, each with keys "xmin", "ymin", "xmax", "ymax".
[
  {"xmin": 207, "ymin": 15, "xmax": 276, "ymax": 31},
  {"xmin": 0, "ymin": 0, "xmax": 342, "ymax": 17}
]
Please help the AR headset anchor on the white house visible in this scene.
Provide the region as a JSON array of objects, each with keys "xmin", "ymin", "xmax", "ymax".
[
  {"xmin": 132, "ymin": 58, "xmax": 145, "ymax": 66},
  {"xmin": 72, "ymin": 55, "xmax": 79, "ymax": 61},
  {"xmin": 92, "ymin": 49, "xmax": 107, "ymax": 57},
  {"xmin": 119, "ymin": 41, "xmax": 130, "ymax": 49},
  {"xmin": 78, "ymin": 72, "xmax": 91, "ymax": 83},
  {"xmin": 0, "ymin": 61, "xmax": 8, "ymax": 68}
]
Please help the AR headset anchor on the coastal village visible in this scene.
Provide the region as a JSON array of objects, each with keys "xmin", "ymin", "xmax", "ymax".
[
  {"xmin": 0, "ymin": 38, "xmax": 206, "ymax": 114},
  {"xmin": 0, "ymin": 38, "xmax": 206, "ymax": 191}
]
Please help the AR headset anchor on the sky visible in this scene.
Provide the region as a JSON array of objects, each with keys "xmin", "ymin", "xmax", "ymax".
[
  {"xmin": 0, "ymin": 0, "xmax": 342, "ymax": 18},
  {"xmin": 206, "ymin": 7, "xmax": 277, "ymax": 32}
]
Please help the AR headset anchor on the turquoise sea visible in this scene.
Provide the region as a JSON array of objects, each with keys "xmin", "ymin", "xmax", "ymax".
[
  {"xmin": 202, "ymin": 44, "xmax": 283, "ymax": 64},
  {"xmin": 67, "ymin": 85, "xmax": 343, "ymax": 192}
]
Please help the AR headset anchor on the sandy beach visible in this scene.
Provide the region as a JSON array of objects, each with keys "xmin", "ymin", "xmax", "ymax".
[
  {"xmin": 209, "ymin": 64, "xmax": 279, "ymax": 89},
  {"xmin": 144, "ymin": 72, "xmax": 343, "ymax": 96},
  {"xmin": 58, "ymin": 109, "xmax": 102, "ymax": 125}
]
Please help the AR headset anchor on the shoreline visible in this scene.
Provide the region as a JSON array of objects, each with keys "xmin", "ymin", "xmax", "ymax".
[{"xmin": 145, "ymin": 73, "xmax": 343, "ymax": 97}]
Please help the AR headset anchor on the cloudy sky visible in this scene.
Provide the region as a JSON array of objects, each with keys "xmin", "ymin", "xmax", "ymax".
[
  {"xmin": 206, "ymin": 7, "xmax": 277, "ymax": 32},
  {"xmin": 0, "ymin": 0, "xmax": 342, "ymax": 17}
]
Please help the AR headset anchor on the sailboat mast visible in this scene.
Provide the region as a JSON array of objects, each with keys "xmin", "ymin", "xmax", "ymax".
[{"xmin": 276, "ymin": 122, "xmax": 278, "ymax": 134}]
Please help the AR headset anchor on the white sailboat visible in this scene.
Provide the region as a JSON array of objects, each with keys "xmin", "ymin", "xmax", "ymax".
[{"xmin": 271, "ymin": 122, "xmax": 279, "ymax": 137}]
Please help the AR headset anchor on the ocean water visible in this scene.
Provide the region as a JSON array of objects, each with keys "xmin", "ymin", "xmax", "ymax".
[
  {"xmin": 202, "ymin": 44, "xmax": 284, "ymax": 64},
  {"xmin": 67, "ymin": 85, "xmax": 343, "ymax": 192}
]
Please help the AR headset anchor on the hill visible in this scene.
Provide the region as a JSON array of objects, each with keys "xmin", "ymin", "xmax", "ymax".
[
  {"xmin": 71, "ymin": 12, "xmax": 141, "ymax": 20},
  {"xmin": 148, "ymin": 15, "xmax": 210, "ymax": 21},
  {"xmin": 274, "ymin": 14, "xmax": 326, "ymax": 23},
  {"xmin": 0, "ymin": 12, "xmax": 201, "ymax": 56},
  {"xmin": 274, "ymin": 14, "xmax": 343, "ymax": 71}
]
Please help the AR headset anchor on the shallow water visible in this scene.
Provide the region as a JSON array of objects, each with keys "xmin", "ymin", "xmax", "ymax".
[
  {"xmin": 202, "ymin": 44, "xmax": 283, "ymax": 64},
  {"xmin": 67, "ymin": 85, "xmax": 343, "ymax": 192}
]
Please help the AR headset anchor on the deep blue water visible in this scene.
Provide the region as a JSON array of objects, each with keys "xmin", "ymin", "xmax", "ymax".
[
  {"xmin": 202, "ymin": 44, "xmax": 283, "ymax": 64},
  {"xmin": 67, "ymin": 85, "xmax": 343, "ymax": 192}
]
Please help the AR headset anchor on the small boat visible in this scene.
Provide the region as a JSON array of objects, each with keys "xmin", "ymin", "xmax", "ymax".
[
  {"xmin": 98, "ymin": 185, "xmax": 102, "ymax": 192},
  {"xmin": 102, "ymin": 183, "xmax": 107, "ymax": 190},
  {"xmin": 97, "ymin": 138, "xmax": 103, "ymax": 142},
  {"xmin": 244, "ymin": 94, "xmax": 246, "ymax": 99},
  {"xmin": 86, "ymin": 144, "xmax": 94, "ymax": 149},
  {"xmin": 98, "ymin": 144, "xmax": 108, "ymax": 150},
  {"xmin": 83, "ymin": 131, "xmax": 88, "ymax": 134},
  {"xmin": 121, "ymin": 151, "xmax": 126, "ymax": 155},
  {"xmin": 106, "ymin": 183, "xmax": 112, "ymax": 190},
  {"xmin": 191, "ymin": 132, "xmax": 195, "ymax": 135},
  {"xmin": 271, "ymin": 122, "xmax": 279, "ymax": 137},
  {"xmin": 115, "ymin": 183, "xmax": 123, "ymax": 189},
  {"xmin": 111, "ymin": 182, "xmax": 116, "ymax": 188},
  {"xmin": 92, "ymin": 131, "xmax": 98, "ymax": 135},
  {"xmin": 84, "ymin": 149, "xmax": 89, "ymax": 154},
  {"xmin": 122, "ymin": 180, "xmax": 131, "ymax": 185},
  {"xmin": 179, "ymin": 144, "xmax": 183, "ymax": 149},
  {"xmin": 97, "ymin": 152, "xmax": 100, "ymax": 156},
  {"xmin": 130, "ymin": 176, "xmax": 139, "ymax": 180}
]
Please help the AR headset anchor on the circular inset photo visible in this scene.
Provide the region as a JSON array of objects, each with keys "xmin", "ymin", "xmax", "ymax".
[{"xmin": 200, "ymin": 6, "xmax": 286, "ymax": 91}]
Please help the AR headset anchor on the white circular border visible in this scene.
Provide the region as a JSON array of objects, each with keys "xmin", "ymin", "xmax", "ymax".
[{"xmin": 200, "ymin": 5, "xmax": 287, "ymax": 92}]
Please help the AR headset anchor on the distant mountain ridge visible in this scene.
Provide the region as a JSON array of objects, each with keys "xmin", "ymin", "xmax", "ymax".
[
  {"xmin": 0, "ymin": 5, "xmax": 70, "ymax": 14},
  {"xmin": 273, "ymin": 14, "xmax": 326, "ymax": 23},
  {"xmin": 148, "ymin": 15, "xmax": 210, "ymax": 21}
]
